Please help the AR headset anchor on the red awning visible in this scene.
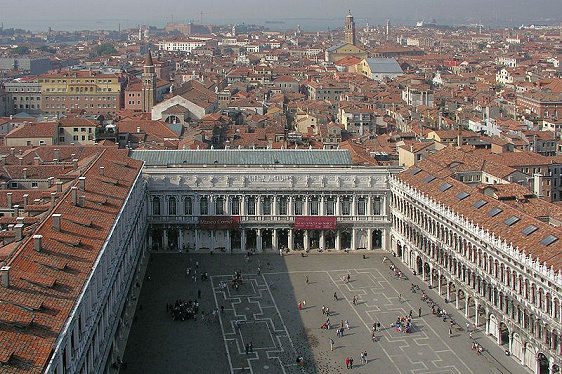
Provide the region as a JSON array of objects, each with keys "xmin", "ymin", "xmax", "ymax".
[{"xmin": 294, "ymin": 216, "xmax": 337, "ymax": 230}]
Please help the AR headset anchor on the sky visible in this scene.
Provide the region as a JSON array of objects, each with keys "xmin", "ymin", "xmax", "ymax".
[{"xmin": 2, "ymin": 0, "xmax": 562, "ymax": 31}]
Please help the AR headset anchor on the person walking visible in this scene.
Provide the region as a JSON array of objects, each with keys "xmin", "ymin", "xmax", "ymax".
[
  {"xmin": 448, "ymin": 326, "xmax": 453, "ymax": 337},
  {"xmin": 360, "ymin": 352, "xmax": 364, "ymax": 365},
  {"xmin": 345, "ymin": 357, "xmax": 350, "ymax": 369},
  {"xmin": 345, "ymin": 320, "xmax": 350, "ymax": 330},
  {"xmin": 398, "ymin": 293, "xmax": 402, "ymax": 303},
  {"xmin": 349, "ymin": 357, "xmax": 354, "ymax": 369},
  {"xmin": 363, "ymin": 351, "xmax": 368, "ymax": 364},
  {"xmin": 330, "ymin": 338, "xmax": 334, "ymax": 351},
  {"xmin": 352, "ymin": 296, "xmax": 357, "ymax": 306},
  {"xmin": 418, "ymin": 306, "xmax": 422, "ymax": 318},
  {"xmin": 306, "ymin": 275, "xmax": 309, "ymax": 284},
  {"xmin": 333, "ymin": 292, "xmax": 338, "ymax": 301}
]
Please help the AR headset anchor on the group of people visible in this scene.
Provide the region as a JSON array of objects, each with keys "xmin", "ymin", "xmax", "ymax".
[
  {"xmin": 391, "ymin": 315, "xmax": 413, "ymax": 333},
  {"xmin": 166, "ymin": 299, "xmax": 199, "ymax": 321}
]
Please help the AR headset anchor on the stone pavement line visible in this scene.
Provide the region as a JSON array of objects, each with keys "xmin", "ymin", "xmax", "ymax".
[
  {"xmin": 369, "ymin": 267, "xmax": 475, "ymax": 374},
  {"xmin": 325, "ymin": 270, "xmax": 405, "ymax": 374},
  {"xmin": 211, "ymin": 272, "xmax": 305, "ymax": 374},
  {"xmin": 211, "ymin": 275, "xmax": 236, "ymax": 374}
]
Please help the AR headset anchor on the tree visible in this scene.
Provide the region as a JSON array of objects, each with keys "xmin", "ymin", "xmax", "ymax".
[
  {"xmin": 12, "ymin": 46, "xmax": 30, "ymax": 55},
  {"xmin": 91, "ymin": 43, "xmax": 117, "ymax": 57},
  {"xmin": 38, "ymin": 45, "xmax": 56, "ymax": 54}
]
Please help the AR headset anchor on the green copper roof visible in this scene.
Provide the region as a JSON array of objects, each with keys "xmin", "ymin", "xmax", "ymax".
[{"xmin": 130, "ymin": 149, "xmax": 353, "ymax": 166}]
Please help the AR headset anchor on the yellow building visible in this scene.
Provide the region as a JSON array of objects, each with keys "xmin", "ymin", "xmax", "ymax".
[{"xmin": 39, "ymin": 70, "xmax": 123, "ymax": 116}]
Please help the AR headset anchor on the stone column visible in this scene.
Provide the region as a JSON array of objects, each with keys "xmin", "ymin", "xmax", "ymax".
[
  {"xmin": 367, "ymin": 228, "xmax": 372, "ymax": 250},
  {"xmin": 162, "ymin": 229, "xmax": 168, "ymax": 250},
  {"xmin": 148, "ymin": 230, "xmax": 153, "ymax": 250},
  {"xmin": 210, "ymin": 231, "xmax": 215, "ymax": 252},
  {"xmin": 272, "ymin": 196, "xmax": 277, "ymax": 216},
  {"xmin": 224, "ymin": 196, "xmax": 231, "ymax": 215},
  {"xmin": 465, "ymin": 297, "xmax": 470, "ymax": 318},
  {"xmin": 241, "ymin": 196, "xmax": 247, "ymax": 216},
  {"xmin": 438, "ymin": 270, "xmax": 442, "ymax": 296},
  {"xmin": 241, "ymin": 229, "xmax": 246, "ymax": 251},
  {"xmin": 320, "ymin": 230, "xmax": 325, "ymax": 250},
  {"xmin": 288, "ymin": 196, "xmax": 294, "ymax": 216},
  {"xmin": 288, "ymin": 228, "xmax": 294, "ymax": 251},
  {"xmin": 178, "ymin": 228, "xmax": 184, "ymax": 251},
  {"xmin": 336, "ymin": 230, "xmax": 341, "ymax": 251},
  {"xmin": 303, "ymin": 195, "xmax": 309, "ymax": 215},
  {"xmin": 226, "ymin": 230, "xmax": 232, "ymax": 253},
  {"xmin": 351, "ymin": 194, "xmax": 357, "ymax": 216},
  {"xmin": 475, "ymin": 300, "xmax": 480, "ymax": 326},
  {"xmin": 194, "ymin": 229, "xmax": 200, "ymax": 251},
  {"xmin": 272, "ymin": 229, "xmax": 278, "ymax": 251},
  {"xmin": 350, "ymin": 228, "xmax": 356, "ymax": 250},
  {"xmin": 304, "ymin": 230, "xmax": 309, "ymax": 251},
  {"xmin": 256, "ymin": 196, "xmax": 262, "ymax": 216},
  {"xmin": 367, "ymin": 195, "xmax": 372, "ymax": 216},
  {"xmin": 256, "ymin": 229, "xmax": 263, "ymax": 252},
  {"xmin": 336, "ymin": 196, "xmax": 341, "ymax": 215},
  {"xmin": 319, "ymin": 195, "xmax": 325, "ymax": 215}
]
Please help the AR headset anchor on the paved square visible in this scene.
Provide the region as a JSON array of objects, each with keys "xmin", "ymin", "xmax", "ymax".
[{"xmin": 122, "ymin": 253, "xmax": 527, "ymax": 374}]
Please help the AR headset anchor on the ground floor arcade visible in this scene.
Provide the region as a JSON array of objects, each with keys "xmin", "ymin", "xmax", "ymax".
[
  {"xmin": 148, "ymin": 225, "xmax": 386, "ymax": 253},
  {"xmin": 390, "ymin": 232, "xmax": 561, "ymax": 374}
]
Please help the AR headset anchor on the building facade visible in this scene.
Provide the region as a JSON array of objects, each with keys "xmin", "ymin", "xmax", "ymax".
[
  {"xmin": 131, "ymin": 150, "xmax": 400, "ymax": 254},
  {"xmin": 4, "ymin": 78, "xmax": 42, "ymax": 114},
  {"xmin": 389, "ymin": 165, "xmax": 562, "ymax": 374}
]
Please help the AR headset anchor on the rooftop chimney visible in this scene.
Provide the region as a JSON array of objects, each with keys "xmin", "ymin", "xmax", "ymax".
[
  {"xmin": 71, "ymin": 186, "xmax": 78, "ymax": 205},
  {"xmin": 99, "ymin": 166, "xmax": 105, "ymax": 176},
  {"xmin": 0, "ymin": 266, "xmax": 10, "ymax": 288},
  {"xmin": 47, "ymin": 176, "xmax": 54, "ymax": 187},
  {"xmin": 23, "ymin": 194, "xmax": 29, "ymax": 207},
  {"xmin": 56, "ymin": 181, "xmax": 63, "ymax": 193},
  {"xmin": 33, "ymin": 234, "xmax": 42, "ymax": 252},
  {"xmin": 13, "ymin": 205, "xmax": 20, "ymax": 218},
  {"xmin": 78, "ymin": 176, "xmax": 86, "ymax": 191},
  {"xmin": 9, "ymin": 147, "xmax": 15, "ymax": 155},
  {"xmin": 53, "ymin": 149, "xmax": 60, "ymax": 163},
  {"xmin": 51, "ymin": 192, "xmax": 56, "ymax": 205},
  {"xmin": 6, "ymin": 192, "xmax": 12, "ymax": 208},
  {"xmin": 14, "ymin": 223, "xmax": 23, "ymax": 241},
  {"xmin": 52, "ymin": 214, "xmax": 61, "ymax": 231},
  {"xmin": 78, "ymin": 195, "xmax": 86, "ymax": 207},
  {"xmin": 34, "ymin": 156, "xmax": 41, "ymax": 166},
  {"xmin": 22, "ymin": 168, "xmax": 27, "ymax": 179},
  {"xmin": 136, "ymin": 126, "xmax": 141, "ymax": 133}
]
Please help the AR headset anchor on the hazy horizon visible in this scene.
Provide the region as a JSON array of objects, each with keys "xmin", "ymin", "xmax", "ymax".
[{"xmin": 2, "ymin": 0, "xmax": 562, "ymax": 32}]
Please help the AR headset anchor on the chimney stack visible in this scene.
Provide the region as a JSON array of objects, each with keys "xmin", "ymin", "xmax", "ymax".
[
  {"xmin": 56, "ymin": 181, "xmax": 63, "ymax": 193},
  {"xmin": 10, "ymin": 147, "xmax": 15, "ymax": 155},
  {"xmin": 52, "ymin": 213, "xmax": 61, "ymax": 231},
  {"xmin": 78, "ymin": 195, "xmax": 86, "ymax": 207},
  {"xmin": 13, "ymin": 205, "xmax": 20, "ymax": 218},
  {"xmin": 23, "ymin": 194, "xmax": 29, "ymax": 207},
  {"xmin": 136, "ymin": 126, "xmax": 141, "ymax": 133},
  {"xmin": 78, "ymin": 176, "xmax": 86, "ymax": 191},
  {"xmin": 71, "ymin": 187, "xmax": 78, "ymax": 205},
  {"xmin": 99, "ymin": 166, "xmax": 105, "ymax": 176},
  {"xmin": 22, "ymin": 168, "xmax": 27, "ymax": 179},
  {"xmin": 6, "ymin": 192, "xmax": 12, "ymax": 208},
  {"xmin": 34, "ymin": 156, "xmax": 41, "ymax": 166},
  {"xmin": 33, "ymin": 234, "xmax": 42, "ymax": 252},
  {"xmin": 14, "ymin": 223, "xmax": 23, "ymax": 241},
  {"xmin": 51, "ymin": 192, "xmax": 57, "ymax": 205},
  {"xmin": 53, "ymin": 149, "xmax": 60, "ymax": 163},
  {"xmin": 0, "ymin": 266, "xmax": 10, "ymax": 288}
]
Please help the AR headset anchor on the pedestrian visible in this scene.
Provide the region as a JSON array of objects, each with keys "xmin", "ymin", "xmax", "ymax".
[
  {"xmin": 398, "ymin": 293, "xmax": 402, "ymax": 303},
  {"xmin": 377, "ymin": 322, "xmax": 381, "ymax": 331},
  {"xmin": 322, "ymin": 305, "xmax": 326, "ymax": 315},
  {"xmin": 360, "ymin": 352, "xmax": 364, "ymax": 364},
  {"xmin": 409, "ymin": 309, "xmax": 413, "ymax": 318},
  {"xmin": 197, "ymin": 289, "xmax": 201, "ymax": 299},
  {"xmin": 249, "ymin": 342, "xmax": 253, "ymax": 352},
  {"xmin": 345, "ymin": 320, "xmax": 350, "ymax": 330},
  {"xmin": 257, "ymin": 266, "xmax": 261, "ymax": 275},
  {"xmin": 333, "ymin": 292, "xmax": 338, "ymax": 301},
  {"xmin": 195, "ymin": 261, "xmax": 199, "ymax": 269},
  {"xmin": 363, "ymin": 351, "xmax": 368, "ymax": 364},
  {"xmin": 349, "ymin": 357, "xmax": 354, "ymax": 369},
  {"xmin": 347, "ymin": 273, "xmax": 351, "ymax": 282},
  {"xmin": 418, "ymin": 306, "xmax": 422, "ymax": 318},
  {"xmin": 448, "ymin": 326, "xmax": 452, "ymax": 337},
  {"xmin": 245, "ymin": 343, "xmax": 249, "ymax": 354},
  {"xmin": 306, "ymin": 275, "xmax": 309, "ymax": 284},
  {"xmin": 372, "ymin": 321, "xmax": 377, "ymax": 331},
  {"xmin": 330, "ymin": 338, "xmax": 334, "ymax": 351},
  {"xmin": 466, "ymin": 322, "xmax": 470, "ymax": 331},
  {"xmin": 371, "ymin": 330, "xmax": 376, "ymax": 342},
  {"xmin": 302, "ymin": 300, "xmax": 306, "ymax": 308},
  {"xmin": 326, "ymin": 307, "xmax": 330, "ymax": 316},
  {"xmin": 352, "ymin": 296, "xmax": 357, "ymax": 305},
  {"xmin": 298, "ymin": 302, "xmax": 302, "ymax": 311},
  {"xmin": 345, "ymin": 357, "xmax": 350, "ymax": 369}
]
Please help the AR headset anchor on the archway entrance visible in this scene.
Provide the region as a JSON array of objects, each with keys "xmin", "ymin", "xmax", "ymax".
[
  {"xmin": 537, "ymin": 353, "xmax": 549, "ymax": 374},
  {"xmin": 396, "ymin": 242, "xmax": 403, "ymax": 257},
  {"xmin": 262, "ymin": 229, "xmax": 273, "ymax": 250},
  {"xmin": 341, "ymin": 230, "xmax": 351, "ymax": 250},
  {"xmin": 372, "ymin": 229, "xmax": 382, "ymax": 249},
  {"xmin": 246, "ymin": 229, "xmax": 257, "ymax": 250},
  {"xmin": 277, "ymin": 229, "xmax": 288, "ymax": 251},
  {"xmin": 230, "ymin": 230, "xmax": 241, "ymax": 251},
  {"xmin": 416, "ymin": 256, "xmax": 423, "ymax": 275},
  {"xmin": 488, "ymin": 314, "xmax": 498, "ymax": 340},
  {"xmin": 325, "ymin": 231, "xmax": 336, "ymax": 249},
  {"xmin": 499, "ymin": 322, "xmax": 510, "ymax": 346},
  {"xmin": 294, "ymin": 230, "xmax": 304, "ymax": 250}
]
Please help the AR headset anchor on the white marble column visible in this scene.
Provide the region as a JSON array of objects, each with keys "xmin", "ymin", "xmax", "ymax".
[
  {"xmin": 241, "ymin": 229, "xmax": 246, "ymax": 251},
  {"xmin": 178, "ymin": 228, "xmax": 184, "ymax": 251},
  {"xmin": 336, "ymin": 230, "xmax": 341, "ymax": 251},
  {"xmin": 272, "ymin": 229, "xmax": 278, "ymax": 251},
  {"xmin": 304, "ymin": 230, "xmax": 309, "ymax": 251},
  {"xmin": 351, "ymin": 228, "xmax": 356, "ymax": 250},
  {"xmin": 320, "ymin": 231, "xmax": 325, "ymax": 250},
  {"xmin": 288, "ymin": 196, "xmax": 294, "ymax": 216},
  {"xmin": 148, "ymin": 231, "xmax": 153, "ymax": 249},
  {"xmin": 352, "ymin": 194, "xmax": 357, "ymax": 216},
  {"xmin": 162, "ymin": 229, "xmax": 168, "ymax": 250},
  {"xmin": 367, "ymin": 195, "xmax": 372, "ymax": 216},
  {"xmin": 241, "ymin": 196, "xmax": 247, "ymax": 216},
  {"xmin": 304, "ymin": 195, "xmax": 309, "ymax": 215},
  {"xmin": 336, "ymin": 196, "xmax": 341, "ymax": 215},
  {"xmin": 272, "ymin": 196, "xmax": 277, "ymax": 216},
  {"xmin": 319, "ymin": 196, "xmax": 325, "ymax": 215},
  {"xmin": 367, "ymin": 228, "xmax": 372, "ymax": 250},
  {"xmin": 288, "ymin": 228, "xmax": 294, "ymax": 251},
  {"xmin": 256, "ymin": 196, "xmax": 262, "ymax": 216},
  {"xmin": 226, "ymin": 230, "xmax": 232, "ymax": 252},
  {"xmin": 225, "ymin": 196, "xmax": 231, "ymax": 215},
  {"xmin": 194, "ymin": 229, "xmax": 200, "ymax": 251},
  {"xmin": 256, "ymin": 229, "xmax": 263, "ymax": 252}
]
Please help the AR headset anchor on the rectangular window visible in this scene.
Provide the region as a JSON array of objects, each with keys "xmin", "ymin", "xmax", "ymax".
[
  {"xmin": 294, "ymin": 198, "xmax": 303, "ymax": 215},
  {"xmin": 372, "ymin": 197, "xmax": 382, "ymax": 215},
  {"xmin": 310, "ymin": 198, "xmax": 319, "ymax": 215},
  {"xmin": 215, "ymin": 198, "xmax": 224, "ymax": 215},
  {"xmin": 279, "ymin": 197, "xmax": 287, "ymax": 215},
  {"xmin": 247, "ymin": 197, "xmax": 256, "ymax": 215},
  {"xmin": 231, "ymin": 197, "xmax": 240, "ymax": 215},
  {"xmin": 200, "ymin": 197, "xmax": 208, "ymax": 215},
  {"xmin": 342, "ymin": 197, "xmax": 351, "ymax": 215},
  {"xmin": 357, "ymin": 198, "xmax": 366, "ymax": 215},
  {"xmin": 326, "ymin": 198, "xmax": 335, "ymax": 215},
  {"xmin": 263, "ymin": 197, "xmax": 271, "ymax": 215}
]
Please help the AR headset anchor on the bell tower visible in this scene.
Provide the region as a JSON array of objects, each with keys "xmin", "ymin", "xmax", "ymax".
[
  {"xmin": 142, "ymin": 49, "xmax": 157, "ymax": 113},
  {"xmin": 345, "ymin": 10, "xmax": 356, "ymax": 45}
]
